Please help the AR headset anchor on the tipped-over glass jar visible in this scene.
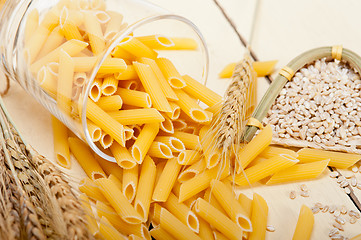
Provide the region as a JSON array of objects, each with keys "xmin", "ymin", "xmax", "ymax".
[{"xmin": 0, "ymin": 0, "xmax": 209, "ymax": 163}]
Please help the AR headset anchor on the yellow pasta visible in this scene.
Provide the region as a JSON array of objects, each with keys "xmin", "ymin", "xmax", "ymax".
[
  {"xmin": 57, "ymin": 50, "xmax": 74, "ymax": 116},
  {"xmin": 99, "ymin": 216, "xmax": 128, "ymax": 240},
  {"xmin": 108, "ymin": 108, "xmax": 164, "ymax": 125},
  {"xmin": 174, "ymin": 89, "xmax": 210, "ymax": 123},
  {"xmin": 24, "ymin": 9, "xmax": 39, "ymax": 43},
  {"xmin": 135, "ymin": 156, "xmax": 156, "ymax": 221},
  {"xmin": 124, "ymin": 126, "xmax": 134, "ymax": 141},
  {"xmin": 114, "ymin": 64, "xmax": 138, "ymax": 80},
  {"xmin": 238, "ymin": 193, "xmax": 253, "ymax": 218},
  {"xmin": 178, "ymin": 150, "xmax": 202, "ymax": 165},
  {"xmin": 68, "ymin": 137, "xmax": 106, "ymax": 179},
  {"xmin": 98, "ymin": 58, "xmax": 127, "ymax": 74},
  {"xmin": 60, "ymin": 8, "xmax": 84, "ymax": 41},
  {"xmin": 159, "ymin": 207, "xmax": 202, "ymax": 240},
  {"xmin": 199, "ymin": 126, "xmax": 221, "ymax": 169},
  {"xmin": 248, "ymin": 193, "xmax": 268, "ymax": 240},
  {"xmin": 73, "ymin": 72, "xmax": 87, "ymax": 87},
  {"xmin": 30, "ymin": 39, "xmax": 89, "ymax": 73},
  {"xmin": 79, "ymin": 194, "xmax": 99, "ymax": 236},
  {"xmin": 133, "ymin": 62, "xmax": 172, "ymax": 112},
  {"xmin": 136, "ymin": 34, "xmax": 174, "ymax": 49},
  {"xmin": 89, "ymin": 78, "xmax": 102, "ymax": 102},
  {"xmin": 86, "ymin": 99, "xmax": 126, "ymax": 147},
  {"xmin": 51, "ymin": 116, "xmax": 71, "ymax": 168},
  {"xmin": 198, "ymin": 216, "xmax": 214, "ymax": 240},
  {"xmin": 152, "ymin": 158, "xmax": 182, "ymax": 202},
  {"xmin": 118, "ymin": 79, "xmax": 138, "ymax": 90},
  {"xmin": 104, "ymin": 11, "xmax": 124, "ymax": 41},
  {"xmin": 206, "ymin": 101, "xmax": 222, "ymax": 115},
  {"xmin": 203, "ymin": 188, "xmax": 227, "ymax": 216},
  {"xmin": 150, "ymin": 226, "xmax": 177, "ymax": 240},
  {"xmin": 73, "ymin": 56, "xmax": 97, "ymax": 72},
  {"xmin": 83, "ymin": 11, "xmax": 105, "ymax": 55},
  {"xmin": 155, "ymin": 37, "xmax": 197, "ymax": 50},
  {"xmin": 147, "ymin": 141, "xmax": 173, "ymax": 159},
  {"xmin": 155, "ymin": 136, "xmax": 185, "ymax": 153},
  {"xmin": 131, "ymin": 123, "xmax": 159, "ymax": 164},
  {"xmin": 182, "ymin": 75, "xmax": 222, "ymax": 107},
  {"xmin": 237, "ymin": 124, "xmax": 272, "ymax": 172},
  {"xmin": 211, "ymin": 179, "xmax": 252, "ymax": 232},
  {"xmin": 266, "ymin": 159, "xmax": 330, "ymax": 185},
  {"xmin": 116, "ymin": 88, "xmax": 151, "ymax": 108},
  {"xmin": 122, "ymin": 165, "xmax": 139, "ymax": 203},
  {"xmin": 138, "ymin": 57, "xmax": 178, "ymax": 101},
  {"xmin": 166, "ymin": 102, "xmax": 181, "ymax": 120},
  {"xmin": 259, "ymin": 145, "xmax": 298, "ymax": 159},
  {"xmin": 111, "ymin": 46, "xmax": 136, "ymax": 61},
  {"xmin": 109, "ymin": 141, "xmax": 137, "ymax": 169},
  {"xmin": 219, "ymin": 60, "xmax": 277, "ymax": 78},
  {"xmin": 86, "ymin": 120, "xmax": 102, "ymax": 142},
  {"xmin": 292, "ymin": 205, "xmax": 314, "ymax": 240},
  {"xmin": 156, "ymin": 58, "xmax": 186, "ymax": 89},
  {"xmin": 100, "ymin": 132, "xmax": 113, "ymax": 149},
  {"xmin": 232, "ymin": 154, "xmax": 299, "ymax": 186},
  {"xmin": 194, "ymin": 198, "xmax": 243, "ymax": 240},
  {"xmin": 159, "ymin": 114, "xmax": 174, "ymax": 134},
  {"xmin": 95, "ymin": 177, "xmax": 143, "ymax": 224},
  {"xmin": 118, "ymin": 35, "xmax": 157, "ymax": 59},
  {"xmin": 297, "ymin": 148, "xmax": 361, "ymax": 169},
  {"xmin": 96, "ymin": 95, "xmax": 123, "ymax": 111},
  {"xmin": 178, "ymin": 159, "xmax": 206, "ymax": 182},
  {"xmin": 151, "ymin": 203, "xmax": 162, "ymax": 226},
  {"xmin": 79, "ymin": 177, "xmax": 107, "ymax": 202},
  {"xmin": 37, "ymin": 26, "xmax": 65, "ymax": 59},
  {"xmin": 172, "ymin": 131, "xmax": 200, "ymax": 150},
  {"xmin": 101, "ymin": 75, "xmax": 118, "ymax": 96},
  {"xmin": 25, "ymin": 24, "xmax": 52, "ymax": 63},
  {"xmin": 95, "ymin": 155, "xmax": 123, "ymax": 180}
]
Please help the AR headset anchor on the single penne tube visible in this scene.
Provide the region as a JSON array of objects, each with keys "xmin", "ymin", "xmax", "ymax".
[
  {"xmin": 292, "ymin": 205, "xmax": 314, "ymax": 240},
  {"xmin": 138, "ymin": 57, "xmax": 178, "ymax": 101},
  {"xmin": 213, "ymin": 230, "xmax": 229, "ymax": 240},
  {"xmin": 218, "ymin": 62, "xmax": 236, "ymax": 78},
  {"xmin": 83, "ymin": 11, "xmax": 105, "ymax": 55},
  {"xmin": 159, "ymin": 208, "xmax": 202, "ymax": 240},
  {"xmin": 210, "ymin": 179, "xmax": 252, "ymax": 232},
  {"xmin": 238, "ymin": 193, "xmax": 252, "ymax": 218},
  {"xmin": 203, "ymin": 188, "xmax": 227, "ymax": 216},
  {"xmin": 232, "ymin": 154, "xmax": 299, "ymax": 186},
  {"xmin": 101, "ymin": 75, "xmax": 118, "ymax": 96},
  {"xmin": 136, "ymin": 34, "xmax": 174, "ymax": 49},
  {"xmin": 98, "ymin": 58, "xmax": 127, "ymax": 74},
  {"xmin": 259, "ymin": 145, "xmax": 298, "ymax": 159},
  {"xmin": 99, "ymin": 216, "xmax": 128, "ymax": 240},
  {"xmin": 118, "ymin": 79, "xmax": 138, "ymax": 90},
  {"xmin": 131, "ymin": 124, "xmax": 141, "ymax": 140},
  {"xmin": 109, "ymin": 142, "xmax": 137, "ymax": 169},
  {"xmin": 198, "ymin": 216, "xmax": 215, "ymax": 240},
  {"xmin": 172, "ymin": 131, "xmax": 200, "ymax": 150},
  {"xmin": 130, "ymin": 123, "xmax": 158, "ymax": 162},
  {"xmin": 134, "ymin": 156, "xmax": 157, "ymax": 221},
  {"xmin": 47, "ymin": 62, "xmax": 59, "ymax": 76},
  {"xmin": 172, "ymin": 119, "xmax": 187, "ymax": 131},
  {"xmin": 237, "ymin": 124, "xmax": 272, "ymax": 172},
  {"xmin": 166, "ymin": 102, "xmax": 181, "ymax": 120},
  {"xmin": 199, "ymin": 126, "xmax": 221, "ymax": 169},
  {"xmin": 297, "ymin": 148, "xmax": 361, "ymax": 169},
  {"xmin": 118, "ymin": 35, "xmax": 158, "ymax": 59},
  {"xmin": 133, "ymin": 62, "xmax": 172, "ymax": 112},
  {"xmin": 79, "ymin": 194, "xmax": 99, "ymax": 236},
  {"xmin": 115, "ymin": 88, "xmax": 152, "ymax": 108},
  {"xmin": 114, "ymin": 64, "xmax": 138, "ymax": 80},
  {"xmin": 152, "ymin": 158, "xmax": 182, "ymax": 202},
  {"xmin": 38, "ymin": 66, "xmax": 57, "ymax": 99},
  {"xmin": 178, "ymin": 159, "xmax": 206, "ymax": 183},
  {"xmin": 95, "ymin": 154, "xmax": 123, "ymax": 180},
  {"xmin": 95, "ymin": 177, "xmax": 143, "ymax": 224},
  {"xmin": 266, "ymin": 159, "xmax": 330, "ymax": 185},
  {"xmin": 86, "ymin": 99, "xmax": 126, "ymax": 147},
  {"xmin": 25, "ymin": 24, "xmax": 51, "ymax": 63},
  {"xmin": 96, "ymin": 201, "xmax": 150, "ymax": 239},
  {"xmin": 174, "ymin": 89, "xmax": 210, "ymax": 123},
  {"xmin": 178, "ymin": 150, "xmax": 202, "ymax": 165},
  {"xmin": 220, "ymin": 61, "xmax": 277, "ymax": 78},
  {"xmin": 159, "ymin": 114, "xmax": 174, "ymax": 134},
  {"xmin": 60, "ymin": 8, "xmax": 84, "ymax": 41},
  {"xmin": 124, "ymin": 126, "xmax": 134, "ymax": 141},
  {"xmin": 161, "ymin": 192, "xmax": 199, "ymax": 233},
  {"xmin": 87, "ymin": 120, "xmax": 102, "ymax": 142},
  {"xmin": 155, "ymin": 37, "xmax": 197, "ymax": 50},
  {"xmin": 73, "ymin": 56, "xmax": 97, "ymax": 72},
  {"xmin": 247, "ymin": 193, "xmax": 268, "ymax": 240},
  {"xmin": 107, "ymin": 108, "xmax": 164, "ymax": 125},
  {"xmin": 122, "ymin": 165, "xmax": 139, "ymax": 203},
  {"xmin": 156, "ymin": 58, "xmax": 186, "ymax": 89},
  {"xmin": 37, "ymin": 26, "xmax": 65, "ymax": 59},
  {"xmin": 51, "ymin": 116, "xmax": 71, "ymax": 168},
  {"xmin": 96, "ymin": 95, "xmax": 123, "ymax": 111},
  {"xmin": 194, "ymin": 198, "xmax": 243, "ymax": 240},
  {"xmin": 68, "ymin": 137, "xmax": 106, "ymax": 179},
  {"xmin": 151, "ymin": 203, "xmax": 163, "ymax": 225},
  {"xmin": 179, "ymin": 163, "xmax": 229, "ymax": 202},
  {"xmin": 155, "ymin": 136, "xmax": 185, "ymax": 152},
  {"xmin": 57, "ymin": 50, "xmax": 74, "ymax": 116},
  {"xmin": 150, "ymin": 226, "xmax": 177, "ymax": 240},
  {"xmin": 73, "ymin": 72, "xmax": 87, "ymax": 87},
  {"xmin": 79, "ymin": 177, "xmax": 107, "ymax": 202},
  {"xmin": 89, "ymin": 78, "xmax": 102, "ymax": 102},
  {"xmin": 182, "ymin": 75, "xmax": 222, "ymax": 107},
  {"xmin": 30, "ymin": 39, "xmax": 89, "ymax": 73},
  {"xmin": 93, "ymin": 10, "xmax": 110, "ymax": 23},
  {"xmin": 24, "ymin": 9, "xmax": 39, "ymax": 43},
  {"xmin": 147, "ymin": 141, "xmax": 173, "ymax": 159},
  {"xmin": 111, "ymin": 45, "xmax": 136, "ymax": 61},
  {"xmin": 104, "ymin": 11, "xmax": 124, "ymax": 41},
  {"xmin": 99, "ymin": 132, "xmax": 113, "ymax": 149}
]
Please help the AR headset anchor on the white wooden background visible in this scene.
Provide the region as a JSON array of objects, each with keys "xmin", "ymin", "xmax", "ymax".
[{"xmin": 3, "ymin": 0, "xmax": 361, "ymax": 239}]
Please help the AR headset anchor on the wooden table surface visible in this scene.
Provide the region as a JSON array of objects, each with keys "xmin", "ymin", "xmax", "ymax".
[{"xmin": 3, "ymin": 0, "xmax": 361, "ymax": 239}]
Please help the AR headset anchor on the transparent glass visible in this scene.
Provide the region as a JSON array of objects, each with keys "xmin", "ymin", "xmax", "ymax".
[{"xmin": 0, "ymin": 0, "xmax": 209, "ymax": 162}]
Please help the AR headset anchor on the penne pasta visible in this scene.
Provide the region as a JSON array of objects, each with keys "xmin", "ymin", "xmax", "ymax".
[
  {"xmin": 68, "ymin": 137, "xmax": 106, "ymax": 179},
  {"xmin": 199, "ymin": 125, "xmax": 221, "ymax": 169},
  {"xmin": 118, "ymin": 79, "xmax": 138, "ymax": 90},
  {"xmin": 114, "ymin": 64, "xmax": 138, "ymax": 80},
  {"xmin": 131, "ymin": 123, "xmax": 159, "ymax": 164},
  {"xmin": 292, "ymin": 205, "xmax": 314, "ymax": 240},
  {"xmin": 172, "ymin": 131, "xmax": 200, "ymax": 150},
  {"xmin": 95, "ymin": 154, "xmax": 123, "ymax": 179},
  {"xmin": 118, "ymin": 35, "xmax": 157, "ymax": 59},
  {"xmin": 96, "ymin": 95, "xmax": 123, "ymax": 111},
  {"xmin": 115, "ymin": 88, "xmax": 151, "ymax": 108},
  {"xmin": 73, "ymin": 72, "xmax": 87, "ymax": 87},
  {"xmin": 99, "ymin": 216, "xmax": 128, "ymax": 240},
  {"xmin": 166, "ymin": 102, "xmax": 181, "ymax": 120},
  {"xmin": 150, "ymin": 226, "xmax": 177, "ymax": 240},
  {"xmin": 178, "ymin": 159, "xmax": 206, "ymax": 182},
  {"xmin": 57, "ymin": 50, "xmax": 74, "ymax": 116},
  {"xmin": 238, "ymin": 193, "xmax": 253, "ymax": 218},
  {"xmin": 136, "ymin": 34, "xmax": 174, "ymax": 49},
  {"xmin": 83, "ymin": 11, "xmax": 105, "ymax": 55},
  {"xmin": 99, "ymin": 132, "xmax": 113, "ymax": 149},
  {"xmin": 156, "ymin": 58, "xmax": 186, "ymax": 89},
  {"xmin": 147, "ymin": 141, "xmax": 173, "ymax": 159},
  {"xmin": 232, "ymin": 154, "xmax": 299, "ymax": 186},
  {"xmin": 24, "ymin": 9, "xmax": 39, "ymax": 43},
  {"xmin": 259, "ymin": 145, "xmax": 298, "ymax": 159},
  {"xmin": 206, "ymin": 101, "xmax": 222, "ymax": 115},
  {"xmin": 194, "ymin": 198, "xmax": 243, "ymax": 240},
  {"xmin": 152, "ymin": 158, "xmax": 182, "ymax": 202},
  {"xmin": 73, "ymin": 56, "xmax": 97, "ymax": 72},
  {"xmin": 297, "ymin": 148, "xmax": 361, "ymax": 169},
  {"xmin": 155, "ymin": 37, "xmax": 198, "ymax": 50},
  {"xmin": 89, "ymin": 78, "xmax": 102, "ymax": 102},
  {"xmin": 98, "ymin": 58, "xmax": 127, "ymax": 74},
  {"xmin": 159, "ymin": 114, "xmax": 174, "ymax": 134},
  {"xmin": 102, "ymin": 75, "xmax": 118, "ymax": 96},
  {"xmin": 104, "ymin": 11, "xmax": 124, "ymax": 41},
  {"xmin": 87, "ymin": 120, "xmax": 102, "ymax": 142},
  {"xmin": 107, "ymin": 108, "xmax": 164, "ymax": 125},
  {"xmin": 122, "ymin": 165, "xmax": 139, "ymax": 203},
  {"xmin": 266, "ymin": 159, "xmax": 330, "ymax": 185},
  {"xmin": 248, "ymin": 193, "xmax": 268, "ymax": 240},
  {"xmin": 155, "ymin": 136, "xmax": 185, "ymax": 152},
  {"xmin": 203, "ymin": 188, "xmax": 227, "ymax": 216},
  {"xmin": 51, "ymin": 116, "xmax": 71, "ymax": 168},
  {"xmin": 60, "ymin": 8, "xmax": 84, "ymax": 41},
  {"xmin": 111, "ymin": 45, "xmax": 136, "ymax": 61},
  {"xmin": 198, "ymin": 216, "xmax": 215, "ymax": 240},
  {"xmin": 79, "ymin": 177, "xmax": 107, "ymax": 202},
  {"xmin": 172, "ymin": 119, "xmax": 187, "ymax": 131},
  {"xmin": 213, "ymin": 230, "xmax": 229, "ymax": 240},
  {"xmin": 178, "ymin": 150, "xmax": 202, "ymax": 165},
  {"xmin": 109, "ymin": 142, "xmax": 137, "ymax": 169},
  {"xmin": 37, "ymin": 26, "xmax": 65, "ymax": 59}
]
